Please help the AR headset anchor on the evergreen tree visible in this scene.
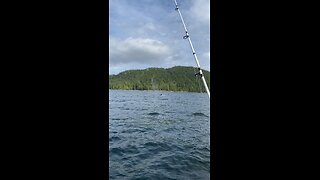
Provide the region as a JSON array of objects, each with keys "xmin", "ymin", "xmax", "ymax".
[{"xmin": 109, "ymin": 66, "xmax": 211, "ymax": 93}]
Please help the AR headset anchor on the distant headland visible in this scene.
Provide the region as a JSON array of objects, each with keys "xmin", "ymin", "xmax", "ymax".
[{"xmin": 109, "ymin": 66, "xmax": 211, "ymax": 93}]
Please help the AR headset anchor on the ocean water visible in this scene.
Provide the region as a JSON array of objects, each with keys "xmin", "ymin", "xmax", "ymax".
[{"xmin": 109, "ymin": 90, "xmax": 210, "ymax": 180}]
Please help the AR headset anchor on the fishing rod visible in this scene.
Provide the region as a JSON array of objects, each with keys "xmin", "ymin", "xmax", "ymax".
[{"xmin": 173, "ymin": 0, "xmax": 210, "ymax": 98}]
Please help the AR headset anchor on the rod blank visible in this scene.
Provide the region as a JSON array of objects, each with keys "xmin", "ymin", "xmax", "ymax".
[{"xmin": 173, "ymin": 0, "xmax": 210, "ymax": 98}]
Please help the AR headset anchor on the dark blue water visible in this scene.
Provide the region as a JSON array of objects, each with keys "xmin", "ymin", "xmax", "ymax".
[{"xmin": 109, "ymin": 90, "xmax": 210, "ymax": 180}]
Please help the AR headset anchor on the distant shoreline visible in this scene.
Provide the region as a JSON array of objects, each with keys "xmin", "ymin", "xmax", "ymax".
[
  {"xmin": 108, "ymin": 89, "xmax": 207, "ymax": 93},
  {"xmin": 109, "ymin": 66, "xmax": 210, "ymax": 93}
]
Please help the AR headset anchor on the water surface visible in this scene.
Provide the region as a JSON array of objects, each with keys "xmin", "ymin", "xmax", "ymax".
[{"xmin": 109, "ymin": 90, "xmax": 210, "ymax": 179}]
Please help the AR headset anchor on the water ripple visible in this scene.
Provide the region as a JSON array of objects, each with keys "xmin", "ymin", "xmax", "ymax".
[
  {"xmin": 192, "ymin": 112, "xmax": 209, "ymax": 117},
  {"xmin": 147, "ymin": 112, "xmax": 160, "ymax": 116},
  {"xmin": 109, "ymin": 90, "xmax": 210, "ymax": 179}
]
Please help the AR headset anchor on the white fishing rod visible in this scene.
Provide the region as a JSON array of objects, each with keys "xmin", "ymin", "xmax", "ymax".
[{"xmin": 173, "ymin": 0, "xmax": 210, "ymax": 98}]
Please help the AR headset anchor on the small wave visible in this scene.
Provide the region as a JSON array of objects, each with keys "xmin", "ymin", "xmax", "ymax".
[
  {"xmin": 192, "ymin": 112, "xmax": 209, "ymax": 117},
  {"xmin": 133, "ymin": 174, "xmax": 176, "ymax": 180},
  {"xmin": 149, "ymin": 162, "xmax": 176, "ymax": 172},
  {"xmin": 109, "ymin": 147, "xmax": 124, "ymax": 156},
  {"xmin": 148, "ymin": 112, "xmax": 160, "ymax": 116},
  {"xmin": 113, "ymin": 99, "xmax": 126, "ymax": 102},
  {"xmin": 109, "ymin": 136, "xmax": 121, "ymax": 142},
  {"xmin": 121, "ymin": 128, "xmax": 146, "ymax": 134},
  {"xmin": 159, "ymin": 98, "xmax": 168, "ymax": 100},
  {"xmin": 143, "ymin": 142, "xmax": 171, "ymax": 152},
  {"xmin": 163, "ymin": 127, "xmax": 176, "ymax": 133},
  {"xmin": 161, "ymin": 154, "xmax": 209, "ymax": 172},
  {"xmin": 110, "ymin": 145, "xmax": 140, "ymax": 156},
  {"xmin": 137, "ymin": 108, "xmax": 148, "ymax": 111},
  {"xmin": 111, "ymin": 117, "xmax": 128, "ymax": 121}
]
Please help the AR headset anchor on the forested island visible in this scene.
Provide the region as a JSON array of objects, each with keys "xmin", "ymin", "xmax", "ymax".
[{"xmin": 109, "ymin": 66, "xmax": 210, "ymax": 93}]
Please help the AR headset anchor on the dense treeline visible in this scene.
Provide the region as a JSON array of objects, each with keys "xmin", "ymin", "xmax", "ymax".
[{"xmin": 109, "ymin": 66, "xmax": 210, "ymax": 93}]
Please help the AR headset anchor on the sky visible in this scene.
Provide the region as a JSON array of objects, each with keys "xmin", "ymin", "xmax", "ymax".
[{"xmin": 109, "ymin": 0, "xmax": 210, "ymax": 75}]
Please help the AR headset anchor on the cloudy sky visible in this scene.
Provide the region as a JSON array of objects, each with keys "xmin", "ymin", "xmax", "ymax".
[{"xmin": 109, "ymin": 0, "xmax": 210, "ymax": 75}]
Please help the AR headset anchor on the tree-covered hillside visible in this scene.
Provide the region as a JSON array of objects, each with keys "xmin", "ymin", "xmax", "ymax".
[{"xmin": 109, "ymin": 66, "xmax": 210, "ymax": 93}]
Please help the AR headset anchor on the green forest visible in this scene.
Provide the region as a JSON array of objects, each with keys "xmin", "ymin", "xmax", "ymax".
[{"xmin": 109, "ymin": 66, "xmax": 210, "ymax": 93}]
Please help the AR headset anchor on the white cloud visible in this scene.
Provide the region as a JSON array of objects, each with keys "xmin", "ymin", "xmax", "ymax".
[
  {"xmin": 199, "ymin": 52, "xmax": 210, "ymax": 71},
  {"xmin": 109, "ymin": 0, "xmax": 210, "ymax": 74},
  {"xmin": 190, "ymin": 0, "xmax": 210, "ymax": 25},
  {"xmin": 109, "ymin": 37, "xmax": 173, "ymax": 66},
  {"xmin": 136, "ymin": 22, "xmax": 156, "ymax": 36}
]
